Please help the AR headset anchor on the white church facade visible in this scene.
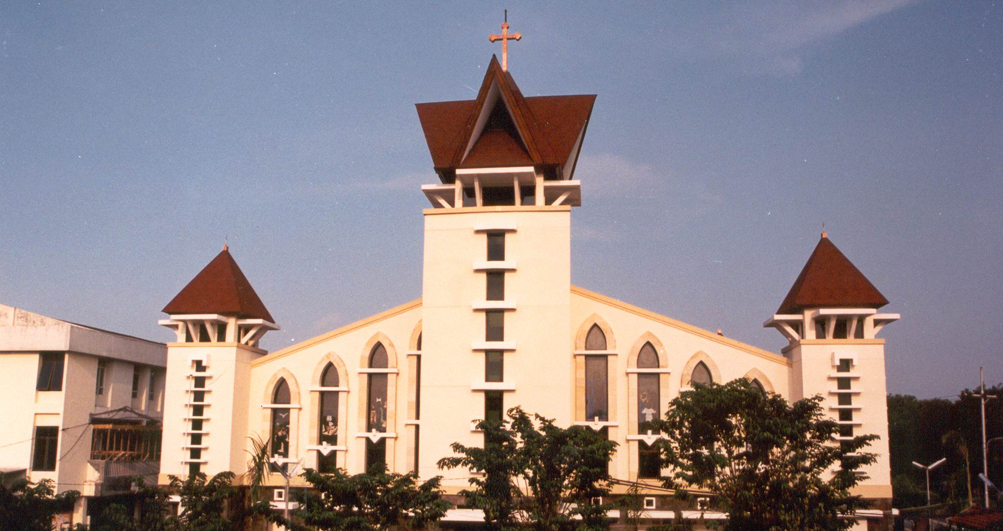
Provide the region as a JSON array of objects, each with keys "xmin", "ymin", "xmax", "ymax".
[{"xmin": 153, "ymin": 55, "xmax": 899, "ymax": 528}]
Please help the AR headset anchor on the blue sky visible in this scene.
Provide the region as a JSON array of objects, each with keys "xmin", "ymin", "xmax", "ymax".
[{"xmin": 1, "ymin": 2, "xmax": 1000, "ymax": 399}]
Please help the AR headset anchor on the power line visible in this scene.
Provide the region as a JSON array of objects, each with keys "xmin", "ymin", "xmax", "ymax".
[{"xmin": 0, "ymin": 422, "xmax": 90, "ymax": 450}]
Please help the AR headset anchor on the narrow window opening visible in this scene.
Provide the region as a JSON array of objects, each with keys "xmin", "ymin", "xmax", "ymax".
[
  {"xmin": 833, "ymin": 319, "xmax": 848, "ymax": 339},
  {"xmin": 485, "ymin": 391, "xmax": 504, "ymax": 424},
  {"xmin": 485, "ymin": 351, "xmax": 504, "ymax": 382},
  {"xmin": 132, "ymin": 366, "xmax": 141, "ymax": 399},
  {"xmin": 837, "ymin": 359, "xmax": 852, "ymax": 373},
  {"xmin": 838, "ymin": 393, "xmax": 852, "ymax": 406},
  {"xmin": 95, "ymin": 360, "xmax": 107, "ymax": 395},
  {"xmin": 815, "ymin": 319, "xmax": 827, "ymax": 339},
  {"xmin": 585, "ymin": 356, "xmax": 608, "ymax": 421},
  {"xmin": 839, "ymin": 409, "xmax": 853, "ymax": 422},
  {"xmin": 690, "ymin": 362, "xmax": 713, "ymax": 386},
  {"xmin": 486, "ymin": 311, "xmax": 504, "ymax": 341},
  {"xmin": 36, "ymin": 353, "xmax": 64, "ymax": 392},
  {"xmin": 486, "ymin": 272, "xmax": 505, "ymax": 301},
  {"xmin": 487, "ymin": 232, "xmax": 505, "ymax": 261},
  {"xmin": 32, "ymin": 427, "xmax": 59, "ymax": 471}
]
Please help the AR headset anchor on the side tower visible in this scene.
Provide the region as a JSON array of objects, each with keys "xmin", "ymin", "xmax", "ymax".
[
  {"xmin": 414, "ymin": 55, "xmax": 595, "ymax": 485},
  {"xmin": 157, "ymin": 246, "xmax": 278, "ymax": 482},
  {"xmin": 765, "ymin": 232, "xmax": 898, "ymax": 506}
]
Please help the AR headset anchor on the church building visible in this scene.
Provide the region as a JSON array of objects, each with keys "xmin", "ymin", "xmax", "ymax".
[{"xmin": 156, "ymin": 36, "xmax": 899, "ymax": 530}]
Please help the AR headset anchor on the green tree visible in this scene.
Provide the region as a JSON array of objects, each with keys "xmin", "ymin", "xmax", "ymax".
[
  {"xmin": 439, "ymin": 407, "xmax": 618, "ymax": 531},
  {"xmin": 88, "ymin": 477, "xmax": 173, "ymax": 531},
  {"xmin": 288, "ymin": 467, "xmax": 450, "ymax": 531},
  {"xmin": 0, "ymin": 478, "xmax": 79, "ymax": 531},
  {"xmin": 169, "ymin": 471, "xmax": 272, "ymax": 531},
  {"xmin": 655, "ymin": 379, "xmax": 876, "ymax": 531}
]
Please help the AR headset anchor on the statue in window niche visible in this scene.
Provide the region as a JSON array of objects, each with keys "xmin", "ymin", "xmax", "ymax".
[
  {"xmin": 369, "ymin": 397, "xmax": 386, "ymax": 432},
  {"xmin": 273, "ymin": 423, "xmax": 289, "ymax": 455},
  {"xmin": 639, "ymin": 390, "xmax": 657, "ymax": 423},
  {"xmin": 321, "ymin": 415, "xmax": 338, "ymax": 441}
]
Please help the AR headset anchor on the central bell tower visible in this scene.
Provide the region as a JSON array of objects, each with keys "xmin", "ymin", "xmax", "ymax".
[{"xmin": 413, "ymin": 55, "xmax": 595, "ymax": 486}]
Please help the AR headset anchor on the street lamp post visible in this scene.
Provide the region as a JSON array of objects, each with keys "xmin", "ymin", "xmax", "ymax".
[
  {"xmin": 270, "ymin": 456, "xmax": 303, "ymax": 528},
  {"xmin": 914, "ymin": 458, "xmax": 947, "ymax": 526}
]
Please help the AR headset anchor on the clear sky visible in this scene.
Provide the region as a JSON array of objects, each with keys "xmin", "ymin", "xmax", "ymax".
[{"xmin": 1, "ymin": 2, "xmax": 1000, "ymax": 399}]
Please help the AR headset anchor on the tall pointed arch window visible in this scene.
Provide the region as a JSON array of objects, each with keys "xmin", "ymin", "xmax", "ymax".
[
  {"xmin": 317, "ymin": 364, "xmax": 340, "ymax": 473},
  {"xmin": 750, "ymin": 378, "xmax": 765, "ymax": 393},
  {"xmin": 366, "ymin": 343, "xmax": 389, "ymax": 472},
  {"xmin": 271, "ymin": 379, "xmax": 291, "ymax": 458},
  {"xmin": 636, "ymin": 342, "xmax": 661, "ymax": 479},
  {"xmin": 691, "ymin": 362, "xmax": 713, "ymax": 387},
  {"xmin": 584, "ymin": 325, "xmax": 608, "ymax": 422}
]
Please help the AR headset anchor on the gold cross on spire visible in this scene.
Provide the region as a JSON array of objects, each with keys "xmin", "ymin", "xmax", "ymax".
[{"xmin": 489, "ymin": 10, "xmax": 522, "ymax": 72}]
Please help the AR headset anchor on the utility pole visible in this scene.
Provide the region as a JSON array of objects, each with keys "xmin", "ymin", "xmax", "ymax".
[{"xmin": 979, "ymin": 367, "xmax": 998, "ymax": 509}]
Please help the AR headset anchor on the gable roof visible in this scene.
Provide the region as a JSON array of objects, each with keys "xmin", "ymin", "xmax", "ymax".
[
  {"xmin": 415, "ymin": 55, "xmax": 595, "ymax": 180},
  {"xmin": 162, "ymin": 248, "xmax": 274, "ymax": 322},
  {"xmin": 777, "ymin": 235, "xmax": 889, "ymax": 314}
]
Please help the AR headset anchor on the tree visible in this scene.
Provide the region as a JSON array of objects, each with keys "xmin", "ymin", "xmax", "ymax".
[
  {"xmin": 169, "ymin": 471, "xmax": 273, "ymax": 531},
  {"xmin": 288, "ymin": 467, "xmax": 450, "ymax": 531},
  {"xmin": 943, "ymin": 430, "xmax": 973, "ymax": 508},
  {"xmin": 0, "ymin": 478, "xmax": 78, "ymax": 531},
  {"xmin": 439, "ymin": 407, "xmax": 618, "ymax": 531},
  {"xmin": 88, "ymin": 477, "xmax": 173, "ymax": 531},
  {"xmin": 654, "ymin": 379, "xmax": 876, "ymax": 531}
]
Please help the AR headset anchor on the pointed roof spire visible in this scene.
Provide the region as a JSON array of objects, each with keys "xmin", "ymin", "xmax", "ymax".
[
  {"xmin": 163, "ymin": 248, "xmax": 274, "ymax": 322},
  {"xmin": 776, "ymin": 235, "xmax": 888, "ymax": 314},
  {"xmin": 415, "ymin": 56, "xmax": 595, "ymax": 180}
]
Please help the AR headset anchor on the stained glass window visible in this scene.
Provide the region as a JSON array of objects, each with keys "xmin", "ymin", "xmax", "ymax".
[
  {"xmin": 691, "ymin": 361, "xmax": 712, "ymax": 386},
  {"xmin": 318, "ymin": 363, "xmax": 339, "ymax": 473},
  {"xmin": 271, "ymin": 378, "xmax": 291, "ymax": 457},
  {"xmin": 585, "ymin": 356, "xmax": 608, "ymax": 422},
  {"xmin": 585, "ymin": 324, "xmax": 607, "ymax": 351}
]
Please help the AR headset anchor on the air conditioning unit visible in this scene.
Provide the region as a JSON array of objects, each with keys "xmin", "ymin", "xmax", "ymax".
[
  {"xmin": 643, "ymin": 497, "xmax": 657, "ymax": 509},
  {"xmin": 273, "ymin": 489, "xmax": 286, "ymax": 502}
]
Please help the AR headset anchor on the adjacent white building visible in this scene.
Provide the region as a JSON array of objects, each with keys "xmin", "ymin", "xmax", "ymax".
[{"xmin": 0, "ymin": 303, "xmax": 167, "ymax": 526}]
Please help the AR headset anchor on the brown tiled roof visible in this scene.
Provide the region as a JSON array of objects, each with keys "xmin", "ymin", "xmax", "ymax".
[
  {"xmin": 415, "ymin": 55, "xmax": 595, "ymax": 180},
  {"xmin": 162, "ymin": 248, "xmax": 274, "ymax": 322},
  {"xmin": 948, "ymin": 507, "xmax": 1003, "ymax": 530},
  {"xmin": 777, "ymin": 235, "xmax": 889, "ymax": 314}
]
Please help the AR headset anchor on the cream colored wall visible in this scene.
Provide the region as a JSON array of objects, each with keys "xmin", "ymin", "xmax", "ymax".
[
  {"xmin": 422, "ymin": 206, "xmax": 572, "ymax": 491},
  {"xmin": 245, "ymin": 302, "xmax": 422, "ymax": 487},
  {"xmin": 0, "ymin": 353, "xmax": 47, "ymax": 474},
  {"xmin": 159, "ymin": 342, "xmax": 266, "ymax": 483},
  {"xmin": 789, "ymin": 339, "xmax": 893, "ymax": 498},
  {"xmin": 570, "ymin": 287, "xmax": 792, "ymax": 481}
]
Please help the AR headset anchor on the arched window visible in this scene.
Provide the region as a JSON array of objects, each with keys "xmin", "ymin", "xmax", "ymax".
[
  {"xmin": 317, "ymin": 364, "xmax": 339, "ymax": 472},
  {"xmin": 750, "ymin": 378, "xmax": 765, "ymax": 393},
  {"xmin": 366, "ymin": 343, "xmax": 389, "ymax": 472},
  {"xmin": 691, "ymin": 362, "xmax": 713, "ymax": 387},
  {"xmin": 585, "ymin": 324, "xmax": 607, "ymax": 351},
  {"xmin": 585, "ymin": 325, "xmax": 608, "ymax": 422},
  {"xmin": 636, "ymin": 342, "xmax": 661, "ymax": 479},
  {"xmin": 271, "ymin": 378, "xmax": 291, "ymax": 457}
]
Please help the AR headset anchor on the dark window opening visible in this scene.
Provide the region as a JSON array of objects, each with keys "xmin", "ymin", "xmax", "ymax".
[
  {"xmin": 36, "ymin": 353, "xmax": 64, "ymax": 392},
  {"xmin": 485, "ymin": 391, "xmax": 504, "ymax": 424},
  {"xmin": 413, "ymin": 425, "xmax": 420, "ymax": 475},
  {"xmin": 638, "ymin": 440, "xmax": 661, "ymax": 479},
  {"xmin": 367, "ymin": 344, "xmax": 389, "ymax": 434},
  {"xmin": 487, "ymin": 233, "xmax": 505, "ymax": 261},
  {"xmin": 486, "ymin": 351, "xmax": 504, "ymax": 382},
  {"xmin": 833, "ymin": 319, "xmax": 848, "ymax": 339},
  {"xmin": 95, "ymin": 360, "xmax": 107, "ymax": 395},
  {"xmin": 839, "ymin": 409, "xmax": 853, "ymax": 422},
  {"xmin": 482, "ymin": 187, "xmax": 516, "ymax": 206},
  {"xmin": 32, "ymin": 427, "xmax": 59, "ymax": 471},
  {"xmin": 365, "ymin": 438, "xmax": 386, "ymax": 474},
  {"xmin": 638, "ymin": 373, "xmax": 660, "ymax": 432},
  {"xmin": 188, "ymin": 463, "xmax": 201, "ymax": 477},
  {"xmin": 520, "ymin": 185, "xmax": 536, "ymax": 206},
  {"xmin": 691, "ymin": 362, "xmax": 713, "ymax": 386},
  {"xmin": 217, "ymin": 323, "xmax": 227, "ymax": 342},
  {"xmin": 132, "ymin": 366, "xmax": 141, "ymax": 399},
  {"xmin": 854, "ymin": 322, "xmax": 865, "ymax": 339},
  {"xmin": 838, "ymin": 393, "xmax": 852, "ymax": 406},
  {"xmin": 837, "ymin": 378, "xmax": 851, "ymax": 390},
  {"xmin": 191, "ymin": 419, "xmax": 204, "ymax": 431},
  {"xmin": 198, "ymin": 323, "xmax": 210, "ymax": 343},
  {"xmin": 815, "ymin": 319, "xmax": 826, "ymax": 339},
  {"xmin": 415, "ymin": 357, "xmax": 422, "ymax": 420},
  {"xmin": 318, "ymin": 385, "xmax": 339, "ymax": 474},
  {"xmin": 486, "ymin": 311, "xmax": 504, "ymax": 341},
  {"xmin": 271, "ymin": 379, "xmax": 291, "ymax": 457},
  {"xmin": 585, "ymin": 324, "xmax": 607, "ymax": 351},
  {"xmin": 486, "ymin": 272, "xmax": 505, "ymax": 301},
  {"xmin": 750, "ymin": 379, "xmax": 765, "ymax": 392},
  {"xmin": 837, "ymin": 359, "xmax": 852, "ymax": 373},
  {"xmin": 148, "ymin": 371, "xmax": 157, "ymax": 402},
  {"xmin": 839, "ymin": 424, "xmax": 854, "ymax": 437}
]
